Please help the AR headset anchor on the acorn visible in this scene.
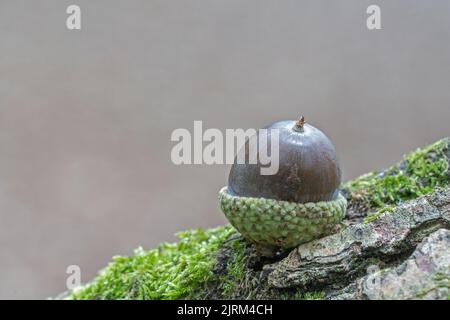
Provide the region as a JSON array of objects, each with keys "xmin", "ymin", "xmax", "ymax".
[{"xmin": 219, "ymin": 117, "xmax": 347, "ymax": 255}]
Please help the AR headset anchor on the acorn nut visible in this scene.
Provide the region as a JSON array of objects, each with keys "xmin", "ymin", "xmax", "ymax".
[{"xmin": 219, "ymin": 117, "xmax": 347, "ymax": 255}]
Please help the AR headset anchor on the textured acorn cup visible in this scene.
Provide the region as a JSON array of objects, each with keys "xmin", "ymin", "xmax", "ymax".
[{"xmin": 219, "ymin": 117, "xmax": 347, "ymax": 254}]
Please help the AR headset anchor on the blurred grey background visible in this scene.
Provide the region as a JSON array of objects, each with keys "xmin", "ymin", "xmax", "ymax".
[{"xmin": 0, "ymin": 0, "xmax": 449, "ymax": 299}]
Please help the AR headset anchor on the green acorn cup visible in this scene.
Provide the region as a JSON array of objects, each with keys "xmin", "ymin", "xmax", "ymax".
[{"xmin": 219, "ymin": 117, "xmax": 347, "ymax": 256}]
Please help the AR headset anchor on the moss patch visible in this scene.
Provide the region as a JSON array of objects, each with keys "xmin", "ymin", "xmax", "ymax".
[
  {"xmin": 363, "ymin": 206, "xmax": 395, "ymax": 224},
  {"xmin": 70, "ymin": 226, "xmax": 237, "ymax": 300},
  {"xmin": 198, "ymin": 235, "xmax": 274, "ymax": 299},
  {"xmin": 296, "ymin": 291, "xmax": 326, "ymax": 300},
  {"xmin": 344, "ymin": 138, "xmax": 450, "ymax": 218},
  {"xmin": 220, "ymin": 239, "xmax": 248, "ymax": 297},
  {"xmin": 199, "ymin": 236, "xmax": 323, "ymax": 300},
  {"xmin": 414, "ymin": 272, "xmax": 450, "ymax": 299}
]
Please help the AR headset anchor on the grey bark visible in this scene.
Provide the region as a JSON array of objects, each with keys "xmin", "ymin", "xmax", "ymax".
[
  {"xmin": 331, "ymin": 228, "xmax": 450, "ymax": 300},
  {"xmin": 264, "ymin": 188, "xmax": 450, "ymax": 298}
]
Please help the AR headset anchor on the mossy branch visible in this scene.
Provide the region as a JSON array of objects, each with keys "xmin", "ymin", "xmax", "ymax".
[{"xmin": 69, "ymin": 137, "xmax": 450, "ymax": 300}]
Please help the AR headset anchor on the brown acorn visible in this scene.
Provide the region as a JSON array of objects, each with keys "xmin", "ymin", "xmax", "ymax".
[
  {"xmin": 228, "ymin": 117, "xmax": 341, "ymax": 203},
  {"xmin": 219, "ymin": 117, "xmax": 347, "ymax": 255}
]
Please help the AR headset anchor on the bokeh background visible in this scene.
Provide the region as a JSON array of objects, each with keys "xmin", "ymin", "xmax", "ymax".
[{"xmin": 1, "ymin": 0, "xmax": 449, "ymax": 299}]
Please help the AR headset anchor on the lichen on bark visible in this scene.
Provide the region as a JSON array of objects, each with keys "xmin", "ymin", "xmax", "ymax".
[{"xmin": 68, "ymin": 137, "xmax": 450, "ymax": 300}]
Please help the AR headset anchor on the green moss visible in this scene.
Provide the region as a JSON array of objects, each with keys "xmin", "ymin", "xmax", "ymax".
[
  {"xmin": 221, "ymin": 239, "xmax": 247, "ymax": 297},
  {"xmin": 70, "ymin": 226, "xmax": 237, "ymax": 300},
  {"xmin": 294, "ymin": 291, "xmax": 326, "ymax": 300},
  {"xmin": 302, "ymin": 292, "xmax": 326, "ymax": 300},
  {"xmin": 363, "ymin": 206, "xmax": 395, "ymax": 224},
  {"xmin": 414, "ymin": 272, "xmax": 450, "ymax": 299},
  {"xmin": 346, "ymin": 138, "xmax": 449, "ymax": 214},
  {"xmin": 279, "ymin": 290, "xmax": 325, "ymax": 300}
]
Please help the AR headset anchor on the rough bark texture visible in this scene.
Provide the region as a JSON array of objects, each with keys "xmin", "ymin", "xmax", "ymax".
[
  {"xmin": 330, "ymin": 228, "xmax": 450, "ymax": 300},
  {"xmin": 266, "ymin": 188, "xmax": 450, "ymax": 295}
]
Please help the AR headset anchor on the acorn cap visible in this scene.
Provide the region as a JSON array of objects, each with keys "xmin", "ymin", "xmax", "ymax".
[
  {"xmin": 219, "ymin": 186, "xmax": 347, "ymax": 250},
  {"xmin": 228, "ymin": 118, "xmax": 341, "ymax": 203}
]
